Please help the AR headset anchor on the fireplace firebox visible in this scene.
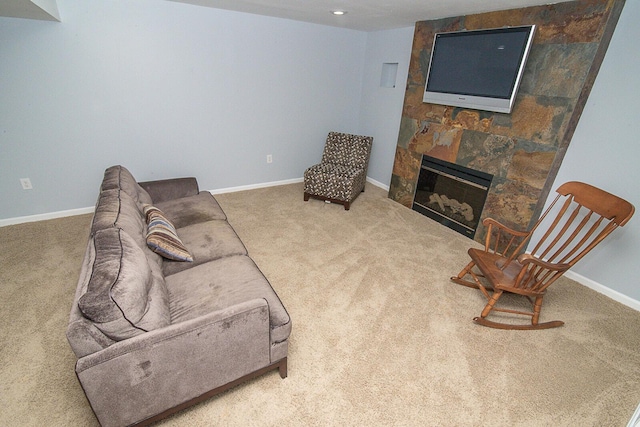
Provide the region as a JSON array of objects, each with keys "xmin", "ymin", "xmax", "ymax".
[{"xmin": 412, "ymin": 156, "xmax": 493, "ymax": 238}]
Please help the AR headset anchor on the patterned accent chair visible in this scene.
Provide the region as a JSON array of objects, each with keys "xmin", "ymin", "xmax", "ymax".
[{"xmin": 303, "ymin": 132, "xmax": 373, "ymax": 210}]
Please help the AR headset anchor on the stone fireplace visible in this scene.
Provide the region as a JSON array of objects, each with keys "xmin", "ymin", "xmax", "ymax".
[
  {"xmin": 413, "ymin": 156, "xmax": 492, "ymax": 238},
  {"xmin": 388, "ymin": 0, "xmax": 624, "ymax": 243}
]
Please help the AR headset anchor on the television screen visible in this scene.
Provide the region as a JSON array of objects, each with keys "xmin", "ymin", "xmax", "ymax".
[{"xmin": 423, "ymin": 25, "xmax": 536, "ymax": 114}]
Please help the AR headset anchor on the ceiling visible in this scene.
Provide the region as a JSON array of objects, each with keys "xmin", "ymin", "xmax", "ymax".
[
  {"xmin": 1, "ymin": 0, "xmax": 574, "ymax": 31},
  {"xmin": 165, "ymin": 0, "xmax": 573, "ymax": 31},
  {"xmin": 0, "ymin": 0, "xmax": 60, "ymax": 21}
]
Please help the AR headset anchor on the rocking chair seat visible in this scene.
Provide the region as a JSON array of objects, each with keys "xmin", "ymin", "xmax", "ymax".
[{"xmin": 469, "ymin": 249, "xmax": 520, "ymax": 289}]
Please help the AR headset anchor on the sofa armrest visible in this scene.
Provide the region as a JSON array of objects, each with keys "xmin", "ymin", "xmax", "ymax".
[
  {"xmin": 138, "ymin": 177, "xmax": 199, "ymax": 203},
  {"xmin": 75, "ymin": 299, "xmax": 272, "ymax": 427}
]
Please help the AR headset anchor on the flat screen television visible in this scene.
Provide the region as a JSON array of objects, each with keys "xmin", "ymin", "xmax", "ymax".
[{"xmin": 423, "ymin": 25, "xmax": 536, "ymax": 114}]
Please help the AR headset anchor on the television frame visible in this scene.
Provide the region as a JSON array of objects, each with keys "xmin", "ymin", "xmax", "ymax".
[{"xmin": 422, "ymin": 25, "xmax": 536, "ymax": 114}]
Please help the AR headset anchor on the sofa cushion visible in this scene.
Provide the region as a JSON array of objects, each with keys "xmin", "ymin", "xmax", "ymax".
[
  {"xmin": 154, "ymin": 192, "xmax": 227, "ymax": 229},
  {"xmin": 165, "ymin": 255, "xmax": 291, "ymax": 344},
  {"xmin": 101, "ymin": 165, "xmax": 153, "ymax": 207},
  {"xmin": 78, "ymin": 228, "xmax": 170, "ymax": 341},
  {"xmin": 91, "ymin": 188, "xmax": 146, "ymax": 243},
  {"xmin": 144, "ymin": 205, "xmax": 194, "ymax": 262},
  {"xmin": 162, "ymin": 220, "xmax": 248, "ymax": 276},
  {"xmin": 91, "ymin": 188, "xmax": 164, "ymax": 271}
]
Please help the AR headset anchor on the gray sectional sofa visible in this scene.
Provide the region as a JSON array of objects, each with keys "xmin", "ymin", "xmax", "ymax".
[{"xmin": 66, "ymin": 165, "xmax": 291, "ymax": 427}]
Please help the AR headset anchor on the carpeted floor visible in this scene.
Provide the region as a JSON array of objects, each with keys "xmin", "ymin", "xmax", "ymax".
[{"xmin": 1, "ymin": 182, "xmax": 639, "ymax": 426}]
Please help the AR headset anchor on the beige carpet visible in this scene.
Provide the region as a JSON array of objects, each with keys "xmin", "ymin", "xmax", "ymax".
[{"xmin": 2, "ymin": 182, "xmax": 640, "ymax": 426}]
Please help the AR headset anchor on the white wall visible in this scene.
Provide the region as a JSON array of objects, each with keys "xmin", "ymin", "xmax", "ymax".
[
  {"xmin": 0, "ymin": 0, "xmax": 367, "ymax": 219},
  {"xmin": 544, "ymin": 0, "xmax": 640, "ymax": 304},
  {"xmin": 358, "ymin": 27, "xmax": 415, "ymax": 188}
]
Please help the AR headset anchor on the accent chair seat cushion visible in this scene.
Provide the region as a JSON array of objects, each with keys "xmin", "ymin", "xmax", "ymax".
[{"xmin": 303, "ymin": 163, "xmax": 366, "ymax": 202}]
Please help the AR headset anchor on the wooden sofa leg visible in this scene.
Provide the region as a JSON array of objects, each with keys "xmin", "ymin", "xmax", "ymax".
[
  {"xmin": 343, "ymin": 202, "xmax": 350, "ymax": 210},
  {"xmin": 304, "ymin": 193, "xmax": 310, "ymax": 201},
  {"xmin": 278, "ymin": 358, "xmax": 288, "ymax": 379}
]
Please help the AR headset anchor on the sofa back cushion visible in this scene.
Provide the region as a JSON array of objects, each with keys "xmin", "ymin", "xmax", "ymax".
[
  {"xmin": 92, "ymin": 172, "xmax": 164, "ymax": 270},
  {"xmin": 101, "ymin": 165, "xmax": 153, "ymax": 207},
  {"xmin": 78, "ymin": 228, "xmax": 170, "ymax": 341},
  {"xmin": 91, "ymin": 189, "xmax": 147, "ymax": 245}
]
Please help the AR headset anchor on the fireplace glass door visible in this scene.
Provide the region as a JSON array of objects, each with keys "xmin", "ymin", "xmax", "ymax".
[{"xmin": 412, "ymin": 156, "xmax": 492, "ymax": 238}]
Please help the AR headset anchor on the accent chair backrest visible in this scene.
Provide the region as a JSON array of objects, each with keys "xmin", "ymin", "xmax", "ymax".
[{"xmin": 321, "ymin": 132, "xmax": 373, "ymax": 170}]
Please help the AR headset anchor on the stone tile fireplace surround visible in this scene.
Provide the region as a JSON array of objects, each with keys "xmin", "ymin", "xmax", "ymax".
[{"xmin": 389, "ymin": 0, "xmax": 625, "ymax": 243}]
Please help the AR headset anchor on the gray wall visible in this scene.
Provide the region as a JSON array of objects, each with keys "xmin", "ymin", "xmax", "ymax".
[
  {"xmin": 358, "ymin": 27, "xmax": 414, "ymax": 187},
  {"xmin": 0, "ymin": 0, "xmax": 367, "ymax": 219}
]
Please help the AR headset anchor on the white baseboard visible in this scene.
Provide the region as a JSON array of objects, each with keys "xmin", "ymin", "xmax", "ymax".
[
  {"xmin": 628, "ymin": 402, "xmax": 640, "ymax": 427},
  {"xmin": 367, "ymin": 177, "xmax": 390, "ymax": 191},
  {"xmin": 0, "ymin": 176, "xmax": 310, "ymax": 226},
  {"xmin": 0, "ymin": 207, "xmax": 95, "ymax": 227},
  {"xmin": 565, "ymin": 270, "xmax": 640, "ymax": 312},
  {"xmin": 1, "ymin": 177, "xmax": 384, "ymax": 227},
  {"xmin": 209, "ymin": 176, "xmax": 389, "ymax": 195},
  {"xmin": 208, "ymin": 177, "xmax": 303, "ymax": 195}
]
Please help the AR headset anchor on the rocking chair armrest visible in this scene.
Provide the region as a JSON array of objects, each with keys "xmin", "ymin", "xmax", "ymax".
[
  {"xmin": 482, "ymin": 218, "xmax": 531, "ymax": 256},
  {"xmin": 482, "ymin": 218, "xmax": 529, "ymax": 237},
  {"xmin": 516, "ymin": 254, "xmax": 572, "ymax": 272}
]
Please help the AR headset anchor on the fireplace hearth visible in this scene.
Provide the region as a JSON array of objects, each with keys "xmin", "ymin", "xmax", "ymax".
[{"xmin": 412, "ymin": 156, "xmax": 493, "ymax": 238}]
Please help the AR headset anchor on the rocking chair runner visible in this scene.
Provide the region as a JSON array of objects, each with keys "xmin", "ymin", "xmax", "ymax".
[{"xmin": 451, "ymin": 181, "xmax": 634, "ymax": 330}]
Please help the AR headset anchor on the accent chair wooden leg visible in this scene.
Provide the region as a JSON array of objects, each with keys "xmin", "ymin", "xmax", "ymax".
[
  {"xmin": 304, "ymin": 192, "xmax": 310, "ymax": 201},
  {"xmin": 344, "ymin": 202, "xmax": 350, "ymax": 210}
]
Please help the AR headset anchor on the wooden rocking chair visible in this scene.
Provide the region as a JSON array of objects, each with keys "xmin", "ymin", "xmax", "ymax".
[{"xmin": 451, "ymin": 181, "xmax": 634, "ymax": 330}]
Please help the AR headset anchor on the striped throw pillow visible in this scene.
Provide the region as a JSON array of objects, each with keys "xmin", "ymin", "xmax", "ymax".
[{"xmin": 143, "ymin": 205, "xmax": 193, "ymax": 262}]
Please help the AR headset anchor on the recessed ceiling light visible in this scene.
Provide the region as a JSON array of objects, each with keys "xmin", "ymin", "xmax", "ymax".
[{"xmin": 331, "ymin": 10, "xmax": 347, "ymax": 16}]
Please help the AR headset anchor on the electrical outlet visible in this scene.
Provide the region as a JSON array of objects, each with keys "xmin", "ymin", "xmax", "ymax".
[
  {"xmin": 20, "ymin": 178, "xmax": 33, "ymax": 190},
  {"xmin": 266, "ymin": 154, "xmax": 273, "ymax": 164}
]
